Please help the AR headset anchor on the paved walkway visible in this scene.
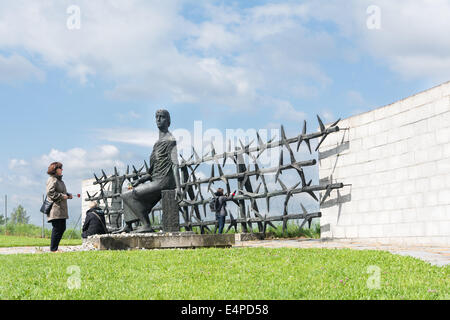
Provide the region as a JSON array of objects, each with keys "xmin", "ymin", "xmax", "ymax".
[
  {"xmin": 0, "ymin": 245, "xmax": 84, "ymax": 255},
  {"xmin": 1, "ymin": 239, "xmax": 449, "ymax": 267}
]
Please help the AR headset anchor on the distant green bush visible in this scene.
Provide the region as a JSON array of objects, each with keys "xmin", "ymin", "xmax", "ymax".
[
  {"xmin": 0, "ymin": 235, "xmax": 82, "ymax": 248},
  {"xmin": 182, "ymin": 221, "xmax": 320, "ymax": 238},
  {"xmin": 266, "ymin": 222, "xmax": 321, "ymax": 239},
  {"xmin": 0, "ymin": 223, "xmax": 81, "ymax": 239}
]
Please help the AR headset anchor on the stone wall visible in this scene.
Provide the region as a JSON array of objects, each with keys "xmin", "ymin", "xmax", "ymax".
[{"xmin": 319, "ymin": 81, "xmax": 450, "ymax": 246}]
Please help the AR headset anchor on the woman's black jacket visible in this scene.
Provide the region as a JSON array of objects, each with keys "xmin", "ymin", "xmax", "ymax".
[{"xmin": 82, "ymin": 207, "xmax": 107, "ymax": 238}]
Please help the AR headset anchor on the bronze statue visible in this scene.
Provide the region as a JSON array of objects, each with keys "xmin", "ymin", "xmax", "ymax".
[
  {"xmin": 88, "ymin": 113, "xmax": 344, "ymax": 236},
  {"xmin": 114, "ymin": 109, "xmax": 181, "ymax": 233}
]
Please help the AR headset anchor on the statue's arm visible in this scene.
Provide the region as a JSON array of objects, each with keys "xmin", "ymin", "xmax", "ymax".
[
  {"xmin": 132, "ymin": 156, "xmax": 153, "ymax": 187},
  {"xmin": 171, "ymin": 142, "xmax": 182, "ymax": 198},
  {"xmin": 173, "ymin": 165, "xmax": 181, "ymax": 193},
  {"xmin": 132, "ymin": 174, "xmax": 151, "ymax": 187}
]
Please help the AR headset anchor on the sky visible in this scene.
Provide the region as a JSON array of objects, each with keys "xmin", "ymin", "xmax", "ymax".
[{"xmin": 0, "ymin": 0, "xmax": 449, "ymax": 227}]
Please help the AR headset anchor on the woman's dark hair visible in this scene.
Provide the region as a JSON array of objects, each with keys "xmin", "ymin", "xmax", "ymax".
[
  {"xmin": 47, "ymin": 162, "xmax": 63, "ymax": 175},
  {"xmin": 215, "ymin": 188, "xmax": 224, "ymax": 196}
]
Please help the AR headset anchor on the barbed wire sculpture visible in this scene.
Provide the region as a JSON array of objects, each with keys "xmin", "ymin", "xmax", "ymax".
[{"xmin": 85, "ymin": 115, "xmax": 343, "ymax": 235}]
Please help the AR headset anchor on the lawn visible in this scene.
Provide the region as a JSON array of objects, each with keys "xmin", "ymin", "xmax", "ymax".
[
  {"xmin": 0, "ymin": 235, "xmax": 82, "ymax": 248},
  {"xmin": 0, "ymin": 248, "xmax": 448, "ymax": 300}
]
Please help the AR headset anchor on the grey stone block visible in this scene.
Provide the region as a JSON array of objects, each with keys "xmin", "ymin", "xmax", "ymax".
[
  {"xmin": 235, "ymin": 233, "xmax": 265, "ymax": 241},
  {"xmin": 161, "ymin": 190, "xmax": 179, "ymax": 232},
  {"xmin": 85, "ymin": 232, "xmax": 235, "ymax": 250}
]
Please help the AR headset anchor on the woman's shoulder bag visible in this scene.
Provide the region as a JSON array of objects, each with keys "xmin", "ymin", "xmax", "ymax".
[{"xmin": 40, "ymin": 196, "xmax": 53, "ymax": 216}]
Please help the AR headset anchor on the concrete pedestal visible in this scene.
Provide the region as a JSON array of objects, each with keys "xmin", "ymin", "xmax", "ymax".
[
  {"xmin": 85, "ymin": 232, "xmax": 235, "ymax": 250},
  {"xmin": 235, "ymin": 233, "xmax": 266, "ymax": 241}
]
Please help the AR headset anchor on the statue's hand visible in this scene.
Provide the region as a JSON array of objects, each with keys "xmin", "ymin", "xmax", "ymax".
[{"xmin": 131, "ymin": 179, "xmax": 141, "ymax": 188}]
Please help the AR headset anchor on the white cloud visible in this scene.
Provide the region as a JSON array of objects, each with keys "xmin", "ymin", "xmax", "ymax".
[
  {"xmin": 95, "ymin": 126, "xmax": 221, "ymax": 161},
  {"xmin": 291, "ymin": 84, "xmax": 320, "ymax": 99},
  {"xmin": 0, "ymin": 54, "xmax": 45, "ymax": 85},
  {"xmin": 9, "ymin": 159, "xmax": 29, "ymax": 170},
  {"xmin": 347, "ymin": 90, "xmax": 366, "ymax": 107},
  {"xmin": 39, "ymin": 145, "xmax": 125, "ymax": 177},
  {"xmin": 363, "ymin": 0, "xmax": 450, "ymax": 83},
  {"xmin": 273, "ymin": 100, "xmax": 307, "ymax": 122},
  {"xmin": 0, "ymin": 1, "xmax": 257, "ymax": 107},
  {"xmin": 6, "ymin": 175, "xmax": 39, "ymax": 188},
  {"xmin": 389, "ymin": 55, "xmax": 450, "ymax": 83},
  {"xmin": 2, "ymin": 144, "xmax": 129, "ymax": 226},
  {"xmin": 129, "ymin": 111, "xmax": 141, "ymax": 119},
  {"xmin": 0, "ymin": 0, "xmax": 447, "ymax": 122},
  {"xmin": 250, "ymin": 2, "xmax": 309, "ymax": 19},
  {"xmin": 0, "ymin": 0, "xmax": 335, "ymax": 119},
  {"xmin": 96, "ymin": 128, "xmax": 158, "ymax": 148},
  {"xmin": 308, "ymin": 0, "xmax": 450, "ymax": 83},
  {"xmin": 320, "ymin": 110, "xmax": 335, "ymax": 123},
  {"xmin": 191, "ymin": 22, "xmax": 241, "ymax": 51},
  {"xmin": 114, "ymin": 110, "xmax": 142, "ymax": 122}
]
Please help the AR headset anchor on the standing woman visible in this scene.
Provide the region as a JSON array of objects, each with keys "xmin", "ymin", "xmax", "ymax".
[{"xmin": 46, "ymin": 162, "xmax": 72, "ymax": 252}]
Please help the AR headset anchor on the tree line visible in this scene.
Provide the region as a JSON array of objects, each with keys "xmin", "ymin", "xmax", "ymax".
[{"xmin": 0, "ymin": 205, "xmax": 31, "ymax": 225}]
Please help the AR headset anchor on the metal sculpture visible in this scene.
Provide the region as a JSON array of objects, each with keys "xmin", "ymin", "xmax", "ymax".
[{"xmin": 85, "ymin": 114, "xmax": 343, "ymax": 235}]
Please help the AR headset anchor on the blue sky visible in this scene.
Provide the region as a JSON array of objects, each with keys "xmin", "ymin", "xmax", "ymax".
[{"xmin": 0, "ymin": 0, "xmax": 449, "ymax": 226}]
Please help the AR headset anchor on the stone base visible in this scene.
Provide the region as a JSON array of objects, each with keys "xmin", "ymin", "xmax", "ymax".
[
  {"xmin": 161, "ymin": 190, "xmax": 180, "ymax": 232},
  {"xmin": 85, "ymin": 232, "xmax": 235, "ymax": 250},
  {"xmin": 235, "ymin": 233, "xmax": 266, "ymax": 241}
]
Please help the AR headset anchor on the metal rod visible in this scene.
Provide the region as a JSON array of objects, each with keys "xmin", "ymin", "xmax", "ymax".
[
  {"xmin": 179, "ymin": 212, "xmax": 321, "ymax": 229},
  {"xmin": 181, "ymin": 159, "xmax": 316, "ymax": 188},
  {"xmin": 178, "ymin": 183, "xmax": 344, "ymax": 208},
  {"xmin": 91, "ymin": 158, "xmax": 316, "ymax": 190},
  {"xmin": 4, "ymin": 195, "xmax": 7, "ymax": 234},
  {"xmin": 180, "ymin": 126, "xmax": 339, "ymax": 167},
  {"xmin": 85, "ymin": 182, "xmax": 343, "ymax": 209},
  {"xmin": 85, "ymin": 165, "xmax": 332, "ymax": 204},
  {"xmin": 92, "ymin": 171, "xmax": 148, "ymax": 186},
  {"xmin": 90, "ymin": 206, "xmax": 163, "ymax": 217},
  {"xmin": 42, "ymin": 194, "xmax": 45, "ymax": 238},
  {"xmin": 68, "ymin": 214, "xmax": 82, "ymax": 240}
]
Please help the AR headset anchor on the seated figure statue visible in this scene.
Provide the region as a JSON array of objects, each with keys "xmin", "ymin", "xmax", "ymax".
[{"xmin": 115, "ymin": 109, "xmax": 182, "ymax": 233}]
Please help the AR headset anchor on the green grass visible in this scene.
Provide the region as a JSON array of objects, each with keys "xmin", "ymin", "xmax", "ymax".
[
  {"xmin": 266, "ymin": 222, "xmax": 321, "ymax": 239},
  {"xmin": 186, "ymin": 222, "xmax": 321, "ymax": 239},
  {"xmin": 0, "ymin": 248, "xmax": 448, "ymax": 300},
  {"xmin": 0, "ymin": 222, "xmax": 82, "ymax": 248},
  {"xmin": 0, "ymin": 223, "xmax": 81, "ymax": 240},
  {"xmin": 0, "ymin": 235, "xmax": 82, "ymax": 248}
]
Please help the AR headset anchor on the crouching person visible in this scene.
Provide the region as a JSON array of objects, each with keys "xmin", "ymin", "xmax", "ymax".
[{"xmin": 82, "ymin": 202, "xmax": 108, "ymax": 239}]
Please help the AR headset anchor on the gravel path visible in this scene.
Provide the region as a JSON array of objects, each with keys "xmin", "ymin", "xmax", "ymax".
[
  {"xmin": 1, "ymin": 239, "xmax": 448, "ymax": 267},
  {"xmin": 0, "ymin": 243, "xmax": 95, "ymax": 255}
]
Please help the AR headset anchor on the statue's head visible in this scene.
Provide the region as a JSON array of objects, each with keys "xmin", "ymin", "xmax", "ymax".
[{"xmin": 155, "ymin": 109, "xmax": 171, "ymax": 131}]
